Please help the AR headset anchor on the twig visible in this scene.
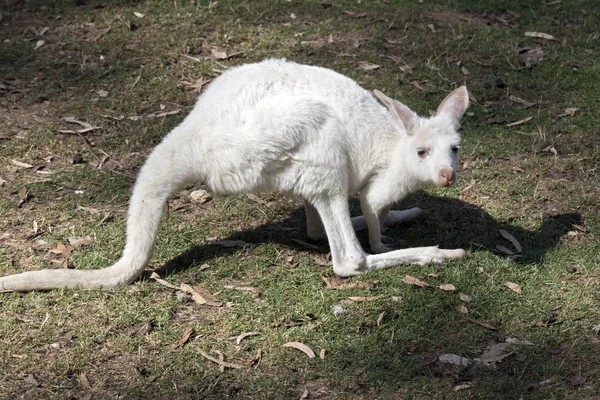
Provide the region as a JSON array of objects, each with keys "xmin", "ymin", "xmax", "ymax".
[
  {"xmin": 198, "ymin": 349, "xmax": 243, "ymax": 369},
  {"xmin": 129, "ymin": 73, "xmax": 141, "ymax": 90},
  {"xmin": 90, "ymin": 26, "xmax": 112, "ymax": 42},
  {"xmin": 183, "ymin": 54, "xmax": 202, "ymax": 62},
  {"xmin": 149, "ymin": 272, "xmax": 180, "ymax": 290},
  {"xmin": 291, "ymin": 239, "xmax": 320, "ymax": 250},
  {"xmin": 465, "ymin": 317, "xmax": 498, "ymax": 331},
  {"xmin": 75, "ymin": 132, "xmax": 102, "ymax": 162}
]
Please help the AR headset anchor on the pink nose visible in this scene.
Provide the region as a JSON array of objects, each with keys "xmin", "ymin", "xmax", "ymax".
[{"xmin": 438, "ymin": 168, "xmax": 456, "ymax": 186}]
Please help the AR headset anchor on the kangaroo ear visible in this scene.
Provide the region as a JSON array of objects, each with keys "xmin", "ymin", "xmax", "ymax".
[
  {"xmin": 373, "ymin": 89, "xmax": 418, "ymax": 134},
  {"xmin": 437, "ymin": 86, "xmax": 469, "ymax": 123}
]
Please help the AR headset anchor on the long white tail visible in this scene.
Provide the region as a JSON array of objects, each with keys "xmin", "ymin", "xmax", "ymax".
[{"xmin": 0, "ymin": 137, "xmax": 190, "ymax": 291}]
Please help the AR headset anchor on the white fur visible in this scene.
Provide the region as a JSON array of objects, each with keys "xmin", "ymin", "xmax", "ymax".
[{"xmin": 0, "ymin": 59, "xmax": 470, "ymax": 291}]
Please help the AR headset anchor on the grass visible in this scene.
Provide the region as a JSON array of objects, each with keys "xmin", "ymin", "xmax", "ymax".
[{"xmin": 1, "ymin": 0, "xmax": 599, "ymax": 398}]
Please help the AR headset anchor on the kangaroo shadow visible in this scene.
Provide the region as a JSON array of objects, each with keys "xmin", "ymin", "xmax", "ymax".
[
  {"xmin": 156, "ymin": 192, "xmax": 580, "ymax": 278},
  {"xmin": 157, "ymin": 192, "xmax": 582, "ymax": 398}
]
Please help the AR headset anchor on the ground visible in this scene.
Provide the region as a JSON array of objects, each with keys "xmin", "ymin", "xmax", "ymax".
[{"xmin": 0, "ymin": 0, "xmax": 599, "ymax": 399}]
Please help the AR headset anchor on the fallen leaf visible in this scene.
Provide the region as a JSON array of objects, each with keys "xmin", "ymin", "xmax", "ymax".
[
  {"xmin": 34, "ymin": 40, "xmax": 44, "ymax": 49},
  {"xmin": 235, "ymin": 332, "xmax": 260, "ymax": 345},
  {"xmin": 475, "ymin": 342, "xmax": 515, "ymax": 364},
  {"xmin": 68, "ymin": 236, "xmax": 94, "ymax": 248},
  {"xmin": 376, "ymin": 312, "xmax": 385, "ymax": 326},
  {"xmin": 172, "ymin": 326, "xmax": 193, "ymax": 349},
  {"xmin": 504, "ymin": 281, "xmax": 522, "ymax": 294},
  {"xmin": 11, "ymin": 159, "xmax": 34, "ymax": 169},
  {"xmin": 58, "ymin": 117, "xmax": 100, "ymax": 134},
  {"xmin": 496, "ymin": 244, "xmax": 515, "ymax": 256},
  {"xmin": 39, "ymin": 27, "xmax": 50, "ymax": 36},
  {"xmin": 343, "ymin": 11, "xmax": 368, "ymax": 18},
  {"xmin": 465, "ymin": 317, "xmax": 498, "ymax": 330},
  {"xmin": 214, "ymin": 350, "xmax": 225, "ymax": 372},
  {"xmin": 358, "ymin": 63, "xmax": 380, "ymax": 71},
  {"xmin": 499, "ymin": 229, "xmax": 522, "ymax": 253},
  {"xmin": 18, "ymin": 187, "xmax": 29, "ymax": 207},
  {"xmin": 245, "ymin": 193, "xmax": 268, "ymax": 205},
  {"xmin": 319, "ymin": 349, "xmax": 326, "ymax": 360},
  {"xmin": 564, "ymin": 107, "xmax": 579, "ymax": 116},
  {"xmin": 461, "ymin": 66, "xmax": 470, "ymax": 76},
  {"xmin": 459, "ymin": 292, "xmax": 473, "ymax": 302},
  {"xmin": 432, "ymin": 354, "xmax": 471, "ymax": 378},
  {"xmin": 524, "ymin": 31, "xmax": 556, "ymax": 40},
  {"xmin": 314, "ymin": 254, "xmax": 332, "ymax": 266},
  {"xmin": 198, "ymin": 349, "xmax": 243, "ymax": 369},
  {"xmin": 300, "ymin": 388, "xmax": 309, "ymax": 399},
  {"xmin": 519, "ymin": 47, "xmax": 545, "ymax": 67},
  {"xmin": 439, "ymin": 284, "xmax": 457, "ymax": 292},
  {"xmin": 348, "ymin": 295, "xmax": 383, "ymax": 302},
  {"xmin": 180, "ymin": 283, "xmax": 222, "ymax": 306},
  {"xmin": 61, "ymin": 116, "xmax": 96, "ymax": 129},
  {"xmin": 456, "ymin": 305, "xmax": 469, "ymax": 314},
  {"xmin": 454, "ymin": 384, "xmax": 472, "ymax": 391},
  {"xmin": 399, "ymin": 63, "xmax": 416, "ymax": 73},
  {"xmin": 49, "ymin": 242, "xmax": 73, "ymax": 258},
  {"xmin": 149, "ymin": 272, "xmax": 180, "ymax": 290},
  {"xmin": 438, "ymin": 353, "xmax": 471, "ymax": 368},
  {"xmin": 543, "ymin": 145, "xmax": 558, "ymax": 157},
  {"xmin": 125, "ymin": 319, "xmax": 153, "ymax": 337},
  {"xmin": 251, "ymin": 348, "xmax": 263, "ymax": 367},
  {"xmin": 210, "ymin": 48, "xmax": 243, "ymax": 60},
  {"xmin": 527, "ymin": 319, "xmax": 562, "ymax": 327},
  {"xmin": 77, "ymin": 205, "xmax": 101, "ymax": 214},
  {"xmin": 331, "ymin": 304, "xmax": 347, "ymax": 316},
  {"xmin": 133, "ymin": 11, "xmax": 144, "ymax": 18},
  {"xmin": 506, "ymin": 116, "xmax": 533, "ymax": 127},
  {"xmin": 402, "ymin": 275, "xmax": 430, "ymax": 288},
  {"xmin": 189, "ymin": 189, "xmax": 212, "ymax": 204},
  {"xmin": 211, "ymin": 239, "xmax": 250, "ymax": 248},
  {"xmin": 282, "ymin": 342, "xmax": 316, "ymax": 358},
  {"xmin": 509, "ymin": 95, "xmax": 536, "ymax": 108},
  {"xmin": 146, "ymin": 109, "xmax": 181, "ymax": 119},
  {"xmin": 555, "ymin": 107, "xmax": 579, "ymax": 118},
  {"xmin": 223, "ymin": 285, "xmax": 262, "ymax": 297},
  {"xmin": 98, "ymin": 212, "xmax": 111, "ymax": 225},
  {"xmin": 182, "ymin": 77, "xmax": 212, "ymax": 92},
  {"xmin": 411, "ymin": 80, "xmax": 425, "ymax": 90}
]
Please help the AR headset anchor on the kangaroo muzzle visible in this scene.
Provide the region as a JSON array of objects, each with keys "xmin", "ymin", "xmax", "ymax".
[{"xmin": 438, "ymin": 168, "xmax": 456, "ymax": 186}]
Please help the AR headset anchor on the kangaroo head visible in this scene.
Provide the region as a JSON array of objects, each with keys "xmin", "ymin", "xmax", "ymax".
[{"xmin": 374, "ymin": 86, "xmax": 469, "ymax": 187}]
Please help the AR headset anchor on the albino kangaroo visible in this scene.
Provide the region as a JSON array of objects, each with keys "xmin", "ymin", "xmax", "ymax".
[{"xmin": 0, "ymin": 59, "xmax": 470, "ymax": 291}]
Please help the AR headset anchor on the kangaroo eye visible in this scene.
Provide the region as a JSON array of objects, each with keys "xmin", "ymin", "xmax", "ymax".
[
  {"xmin": 417, "ymin": 148, "xmax": 428, "ymax": 158},
  {"xmin": 451, "ymin": 146, "xmax": 460, "ymax": 153}
]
